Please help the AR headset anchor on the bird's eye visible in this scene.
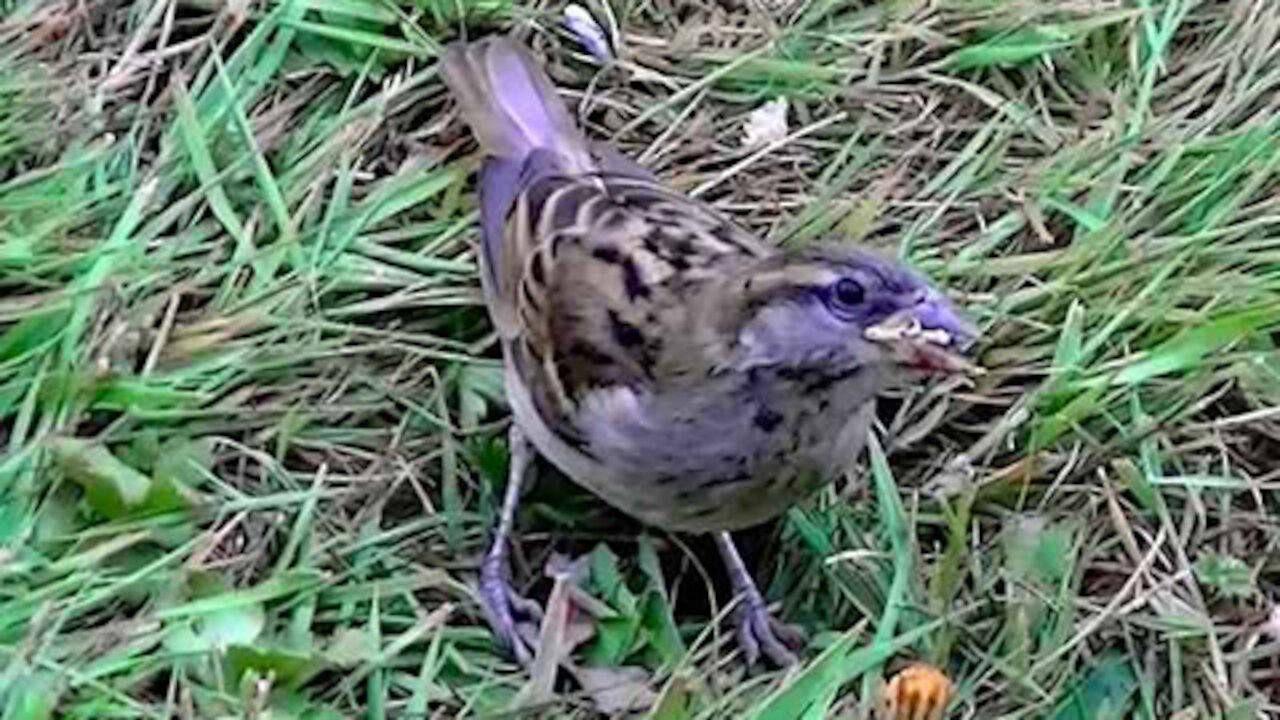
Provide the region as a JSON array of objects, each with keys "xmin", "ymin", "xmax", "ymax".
[{"xmin": 829, "ymin": 278, "xmax": 865, "ymax": 309}]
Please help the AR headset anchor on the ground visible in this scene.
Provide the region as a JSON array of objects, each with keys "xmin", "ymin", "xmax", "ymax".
[{"xmin": 2, "ymin": 1, "xmax": 1279, "ymax": 718}]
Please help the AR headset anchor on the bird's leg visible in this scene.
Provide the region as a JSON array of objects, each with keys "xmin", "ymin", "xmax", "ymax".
[
  {"xmin": 479, "ymin": 424, "xmax": 543, "ymax": 665},
  {"xmin": 714, "ymin": 531, "xmax": 807, "ymax": 667}
]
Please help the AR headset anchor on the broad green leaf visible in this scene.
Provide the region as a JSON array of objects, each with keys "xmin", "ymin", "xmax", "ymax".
[
  {"xmin": 49, "ymin": 438, "xmax": 151, "ymax": 518},
  {"xmin": 1050, "ymin": 654, "xmax": 1138, "ymax": 720},
  {"xmin": 154, "ymin": 437, "xmax": 217, "ymax": 489},
  {"xmin": 1051, "ymin": 300, "xmax": 1086, "ymax": 373},
  {"xmin": 50, "ymin": 436, "xmax": 202, "ymax": 521},
  {"xmin": 32, "ymin": 485, "xmax": 80, "ymax": 549},
  {"xmin": 586, "ymin": 544, "xmax": 643, "ymax": 665},
  {"xmin": 1223, "ymin": 698, "xmax": 1264, "ymax": 720},
  {"xmin": 1004, "ymin": 516, "xmax": 1075, "ymax": 588},
  {"xmin": 1194, "ymin": 553, "xmax": 1255, "ymax": 599},
  {"xmin": 1, "ymin": 668, "xmax": 60, "ymax": 720},
  {"xmin": 636, "ymin": 537, "xmax": 685, "ymax": 666},
  {"xmin": 326, "ymin": 627, "xmax": 379, "ymax": 666},
  {"xmin": 165, "ymin": 599, "xmax": 266, "ymax": 654},
  {"xmin": 456, "ymin": 363, "xmax": 505, "ymax": 431},
  {"xmin": 0, "ymin": 310, "xmax": 67, "ymax": 363}
]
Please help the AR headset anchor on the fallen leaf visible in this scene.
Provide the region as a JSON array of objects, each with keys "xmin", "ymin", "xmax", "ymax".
[
  {"xmin": 570, "ymin": 665, "xmax": 657, "ymax": 715},
  {"xmin": 511, "ymin": 555, "xmax": 596, "ymax": 710}
]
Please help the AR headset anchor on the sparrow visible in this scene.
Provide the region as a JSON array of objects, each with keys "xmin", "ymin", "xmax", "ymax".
[{"xmin": 439, "ymin": 35, "xmax": 979, "ymax": 667}]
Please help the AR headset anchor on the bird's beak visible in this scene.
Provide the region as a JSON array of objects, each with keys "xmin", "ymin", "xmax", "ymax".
[{"xmin": 863, "ymin": 294, "xmax": 983, "ymax": 376}]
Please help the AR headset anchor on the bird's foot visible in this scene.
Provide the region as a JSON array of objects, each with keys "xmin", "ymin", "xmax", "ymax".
[
  {"xmin": 715, "ymin": 531, "xmax": 807, "ymax": 667},
  {"xmin": 479, "ymin": 553, "xmax": 543, "ymax": 665},
  {"xmin": 730, "ymin": 586, "xmax": 807, "ymax": 667}
]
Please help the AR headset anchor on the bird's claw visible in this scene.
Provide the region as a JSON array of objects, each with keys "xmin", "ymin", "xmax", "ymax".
[
  {"xmin": 731, "ymin": 591, "xmax": 807, "ymax": 667},
  {"xmin": 479, "ymin": 554, "xmax": 543, "ymax": 665}
]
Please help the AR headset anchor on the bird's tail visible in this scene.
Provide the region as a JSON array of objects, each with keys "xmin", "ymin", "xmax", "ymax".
[{"xmin": 440, "ymin": 36, "xmax": 596, "ymax": 174}]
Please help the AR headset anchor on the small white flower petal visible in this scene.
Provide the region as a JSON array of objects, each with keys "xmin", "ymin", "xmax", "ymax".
[
  {"xmin": 742, "ymin": 97, "xmax": 789, "ymax": 149},
  {"xmin": 564, "ymin": 4, "xmax": 613, "ymax": 62},
  {"xmin": 1265, "ymin": 603, "xmax": 1280, "ymax": 640}
]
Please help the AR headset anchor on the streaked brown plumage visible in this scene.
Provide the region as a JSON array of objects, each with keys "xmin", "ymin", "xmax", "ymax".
[{"xmin": 440, "ymin": 35, "xmax": 979, "ymax": 666}]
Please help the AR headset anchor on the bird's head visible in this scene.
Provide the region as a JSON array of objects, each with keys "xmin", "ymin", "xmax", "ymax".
[{"xmin": 722, "ymin": 247, "xmax": 981, "ymax": 378}]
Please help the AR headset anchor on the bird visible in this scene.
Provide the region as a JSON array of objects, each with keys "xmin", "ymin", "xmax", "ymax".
[{"xmin": 439, "ymin": 35, "xmax": 979, "ymax": 667}]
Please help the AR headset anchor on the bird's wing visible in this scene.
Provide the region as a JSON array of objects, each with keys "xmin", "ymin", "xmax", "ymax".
[
  {"xmin": 505, "ymin": 171, "xmax": 770, "ymax": 428},
  {"xmin": 440, "ymin": 36, "xmax": 772, "ymax": 427}
]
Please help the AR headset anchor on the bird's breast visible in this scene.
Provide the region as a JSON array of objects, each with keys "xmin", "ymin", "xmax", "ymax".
[{"xmin": 546, "ymin": 367, "xmax": 883, "ymax": 532}]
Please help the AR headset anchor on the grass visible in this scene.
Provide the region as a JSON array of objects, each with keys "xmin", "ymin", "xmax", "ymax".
[{"xmin": 2, "ymin": 0, "xmax": 1279, "ymax": 718}]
